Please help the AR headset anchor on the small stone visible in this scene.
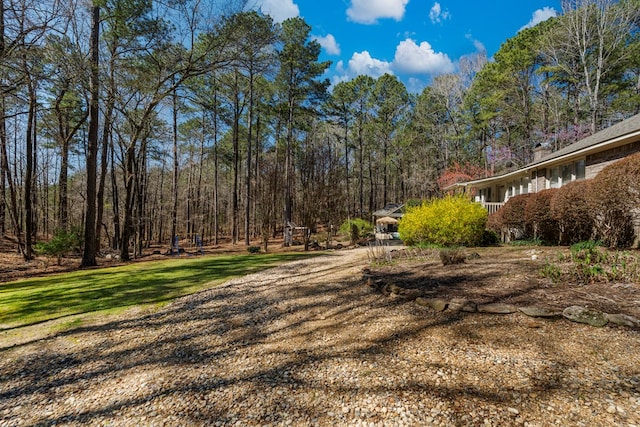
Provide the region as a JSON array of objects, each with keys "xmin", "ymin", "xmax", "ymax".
[
  {"xmin": 606, "ymin": 405, "xmax": 616, "ymax": 414},
  {"xmin": 519, "ymin": 306, "xmax": 562, "ymax": 318},
  {"xmin": 477, "ymin": 303, "xmax": 518, "ymax": 314},
  {"xmin": 415, "ymin": 297, "xmax": 448, "ymax": 312},
  {"xmin": 605, "ymin": 313, "xmax": 639, "ymax": 328},
  {"xmin": 507, "ymin": 407, "xmax": 519, "ymax": 415},
  {"xmin": 563, "ymin": 306, "xmax": 608, "ymax": 327},
  {"xmin": 449, "ymin": 298, "xmax": 477, "ymax": 312}
]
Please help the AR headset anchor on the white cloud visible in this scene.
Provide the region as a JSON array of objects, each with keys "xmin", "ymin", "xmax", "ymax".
[
  {"xmin": 256, "ymin": 0, "xmax": 299, "ymax": 23},
  {"xmin": 519, "ymin": 6, "xmax": 557, "ymax": 31},
  {"xmin": 347, "ymin": 0, "xmax": 409, "ymax": 24},
  {"xmin": 429, "ymin": 2, "xmax": 450, "ymax": 24},
  {"xmin": 348, "ymin": 51, "xmax": 393, "ymax": 77},
  {"xmin": 312, "ymin": 34, "xmax": 341, "ymax": 55},
  {"xmin": 465, "ymin": 34, "xmax": 486, "ymax": 52},
  {"xmin": 332, "ymin": 39, "xmax": 453, "ymax": 85},
  {"xmin": 393, "ymin": 39, "xmax": 455, "ymax": 75}
]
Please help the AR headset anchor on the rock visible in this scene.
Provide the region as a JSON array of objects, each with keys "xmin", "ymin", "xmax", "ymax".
[
  {"xmin": 477, "ymin": 303, "xmax": 518, "ymax": 314},
  {"xmin": 415, "ymin": 297, "xmax": 448, "ymax": 312},
  {"xmin": 518, "ymin": 306, "xmax": 562, "ymax": 318},
  {"xmin": 605, "ymin": 313, "xmax": 640, "ymax": 328},
  {"xmin": 562, "ymin": 306, "xmax": 608, "ymax": 327},
  {"xmin": 449, "ymin": 298, "xmax": 477, "ymax": 313}
]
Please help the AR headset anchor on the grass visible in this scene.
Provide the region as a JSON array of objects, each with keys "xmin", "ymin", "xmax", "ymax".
[{"xmin": 0, "ymin": 252, "xmax": 316, "ymax": 329}]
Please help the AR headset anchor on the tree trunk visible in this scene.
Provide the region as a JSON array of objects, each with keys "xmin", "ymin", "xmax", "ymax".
[
  {"xmin": 57, "ymin": 129, "xmax": 69, "ymax": 231},
  {"xmin": 358, "ymin": 130, "xmax": 364, "ymax": 218},
  {"xmin": 245, "ymin": 75, "xmax": 253, "ymax": 246},
  {"xmin": 283, "ymin": 99, "xmax": 295, "ymax": 247},
  {"xmin": 171, "ymin": 86, "xmax": 179, "ymax": 253},
  {"xmin": 197, "ymin": 113, "xmax": 205, "ymax": 241},
  {"xmin": 231, "ymin": 71, "xmax": 241, "ymax": 245},
  {"xmin": 95, "ymin": 111, "xmax": 110, "ymax": 252},
  {"xmin": 110, "ymin": 133, "xmax": 120, "ymax": 251},
  {"xmin": 24, "ymin": 90, "xmax": 36, "ymax": 260},
  {"xmin": 96, "ymin": 67, "xmax": 115, "ymax": 253},
  {"xmin": 81, "ymin": 4, "xmax": 100, "ymax": 267},
  {"xmin": 120, "ymin": 143, "xmax": 136, "ymax": 261}
]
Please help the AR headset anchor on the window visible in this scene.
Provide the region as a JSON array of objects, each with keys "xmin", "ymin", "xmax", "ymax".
[
  {"xmin": 550, "ymin": 167, "xmax": 560, "ymax": 188},
  {"xmin": 561, "ymin": 164, "xmax": 572, "ymax": 185},
  {"xmin": 575, "ymin": 160, "xmax": 585, "ymax": 180},
  {"xmin": 521, "ymin": 177, "xmax": 530, "ymax": 194}
]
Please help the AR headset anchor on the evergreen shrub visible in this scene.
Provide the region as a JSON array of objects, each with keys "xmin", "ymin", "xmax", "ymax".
[
  {"xmin": 588, "ymin": 152, "xmax": 640, "ymax": 247},
  {"xmin": 487, "ymin": 194, "xmax": 531, "ymax": 241},
  {"xmin": 35, "ymin": 227, "xmax": 83, "ymax": 265},
  {"xmin": 399, "ymin": 195, "xmax": 488, "ymax": 247},
  {"xmin": 550, "ymin": 180, "xmax": 593, "ymax": 245},
  {"xmin": 339, "ymin": 218, "xmax": 373, "ymax": 244},
  {"xmin": 524, "ymin": 189, "xmax": 558, "ymax": 244}
]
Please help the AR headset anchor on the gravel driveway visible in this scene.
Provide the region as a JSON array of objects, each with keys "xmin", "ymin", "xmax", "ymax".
[{"xmin": 1, "ymin": 248, "xmax": 639, "ymax": 426}]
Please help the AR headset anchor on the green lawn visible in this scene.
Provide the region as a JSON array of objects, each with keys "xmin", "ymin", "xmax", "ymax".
[{"xmin": 0, "ymin": 252, "xmax": 315, "ymax": 329}]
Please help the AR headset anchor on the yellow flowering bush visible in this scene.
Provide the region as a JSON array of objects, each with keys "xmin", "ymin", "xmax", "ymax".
[{"xmin": 399, "ymin": 195, "xmax": 488, "ymax": 247}]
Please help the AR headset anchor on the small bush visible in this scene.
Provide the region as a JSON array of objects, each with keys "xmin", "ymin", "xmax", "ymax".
[
  {"xmin": 35, "ymin": 227, "xmax": 83, "ymax": 265},
  {"xmin": 339, "ymin": 218, "xmax": 373, "ymax": 244},
  {"xmin": 399, "ymin": 195, "xmax": 488, "ymax": 247},
  {"xmin": 479, "ymin": 229, "xmax": 500, "ymax": 247},
  {"xmin": 568, "ymin": 241, "xmax": 610, "ymax": 284},
  {"xmin": 540, "ymin": 260, "xmax": 562, "ymax": 284},
  {"xmin": 439, "ymin": 248, "xmax": 466, "ymax": 265},
  {"xmin": 247, "ymin": 246, "xmax": 261, "ymax": 254}
]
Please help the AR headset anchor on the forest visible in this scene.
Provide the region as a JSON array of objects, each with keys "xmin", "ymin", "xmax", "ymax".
[{"xmin": 0, "ymin": 0, "xmax": 639, "ymax": 266}]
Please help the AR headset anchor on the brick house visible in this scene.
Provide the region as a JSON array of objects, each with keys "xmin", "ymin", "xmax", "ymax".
[{"xmin": 447, "ymin": 112, "xmax": 640, "ymax": 213}]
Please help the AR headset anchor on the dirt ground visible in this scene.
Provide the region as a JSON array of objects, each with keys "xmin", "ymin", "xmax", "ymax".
[
  {"xmin": 1, "ymin": 246, "xmax": 640, "ymax": 426},
  {"xmin": 366, "ymin": 245, "xmax": 640, "ymax": 320}
]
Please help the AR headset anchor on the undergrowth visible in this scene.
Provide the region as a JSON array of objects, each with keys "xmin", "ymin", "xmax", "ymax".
[{"xmin": 540, "ymin": 241, "xmax": 640, "ymax": 285}]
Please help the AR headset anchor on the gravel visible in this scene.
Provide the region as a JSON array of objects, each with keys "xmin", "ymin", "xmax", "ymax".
[{"xmin": 1, "ymin": 248, "xmax": 639, "ymax": 426}]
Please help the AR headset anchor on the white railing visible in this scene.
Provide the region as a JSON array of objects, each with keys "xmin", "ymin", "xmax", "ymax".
[{"xmin": 481, "ymin": 202, "xmax": 504, "ymax": 215}]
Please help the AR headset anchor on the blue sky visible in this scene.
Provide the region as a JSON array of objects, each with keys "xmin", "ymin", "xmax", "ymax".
[{"xmin": 250, "ymin": 0, "xmax": 561, "ymax": 93}]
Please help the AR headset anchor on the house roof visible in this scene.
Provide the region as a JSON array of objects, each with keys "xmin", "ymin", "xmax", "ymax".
[
  {"xmin": 529, "ymin": 112, "xmax": 640, "ymax": 167},
  {"xmin": 447, "ymin": 112, "xmax": 640, "ymax": 190},
  {"xmin": 372, "ymin": 203, "xmax": 405, "ymax": 218},
  {"xmin": 376, "ymin": 216, "xmax": 399, "ymax": 224}
]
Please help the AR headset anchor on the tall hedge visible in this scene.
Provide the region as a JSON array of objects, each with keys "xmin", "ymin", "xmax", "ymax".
[
  {"xmin": 550, "ymin": 180, "xmax": 593, "ymax": 245},
  {"xmin": 399, "ymin": 195, "xmax": 488, "ymax": 246},
  {"xmin": 524, "ymin": 189, "xmax": 558, "ymax": 243},
  {"xmin": 588, "ymin": 151, "xmax": 640, "ymax": 247}
]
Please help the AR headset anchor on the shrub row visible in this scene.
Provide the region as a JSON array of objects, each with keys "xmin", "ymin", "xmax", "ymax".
[{"xmin": 488, "ymin": 151, "xmax": 640, "ymax": 247}]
